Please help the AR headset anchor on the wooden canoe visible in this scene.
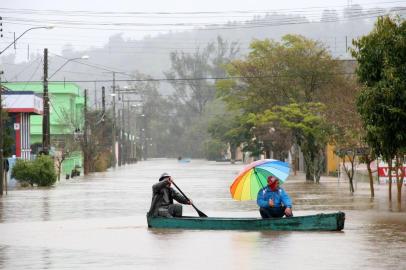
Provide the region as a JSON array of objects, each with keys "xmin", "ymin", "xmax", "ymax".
[{"xmin": 147, "ymin": 211, "xmax": 345, "ymax": 231}]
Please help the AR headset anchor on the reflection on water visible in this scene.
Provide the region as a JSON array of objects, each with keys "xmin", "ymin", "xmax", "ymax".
[{"xmin": 0, "ymin": 159, "xmax": 405, "ymax": 270}]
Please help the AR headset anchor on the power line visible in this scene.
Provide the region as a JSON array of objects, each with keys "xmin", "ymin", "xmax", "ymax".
[
  {"xmin": 8, "ymin": 56, "xmax": 42, "ymax": 80},
  {"xmin": 0, "ymin": 1, "xmax": 403, "ymax": 15},
  {"xmin": 2, "ymin": 8, "xmax": 404, "ymax": 32},
  {"xmin": 21, "ymin": 58, "xmax": 43, "ymax": 90},
  {"xmin": 5, "ymin": 72, "xmax": 357, "ymax": 84},
  {"xmin": 50, "ymin": 52, "xmax": 131, "ymax": 75}
]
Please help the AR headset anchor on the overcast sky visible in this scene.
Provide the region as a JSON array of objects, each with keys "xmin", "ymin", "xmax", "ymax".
[
  {"xmin": 1, "ymin": 0, "xmax": 405, "ymax": 62},
  {"xmin": 2, "ymin": 0, "xmax": 399, "ymax": 12}
]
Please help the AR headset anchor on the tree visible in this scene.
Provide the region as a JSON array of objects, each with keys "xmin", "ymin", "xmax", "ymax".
[
  {"xmin": 58, "ymin": 104, "xmax": 113, "ymax": 174},
  {"xmin": 127, "ymin": 73, "xmax": 170, "ymax": 159},
  {"xmin": 257, "ymin": 102, "xmax": 331, "ymax": 183},
  {"xmin": 83, "ymin": 109, "xmax": 113, "ymax": 172},
  {"xmin": 208, "ymin": 111, "xmax": 249, "ymax": 163},
  {"xmin": 165, "ymin": 36, "xmax": 239, "ymax": 115},
  {"xmin": 163, "ymin": 36, "xmax": 239, "ymax": 158},
  {"xmin": 352, "ymin": 16, "xmax": 406, "ymax": 203},
  {"xmin": 12, "ymin": 155, "xmax": 57, "ymax": 187},
  {"xmin": 245, "ymin": 116, "xmax": 293, "ymax": 161},
  {"xmin": 360, "ymin": 148, "xmax": 377, "ymax": 198},
  {"xmin": 1, "ymin": 110, "xmax": 13, "ymax": 157},
  {"xmin": 217, "ymin": 35, "xmax": 345, "ymax": 180},
  {"xmin": 325, "ymin": 75, "xmax": 364, "ymax": 194}
]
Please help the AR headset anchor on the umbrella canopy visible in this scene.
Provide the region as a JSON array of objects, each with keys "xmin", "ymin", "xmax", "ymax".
[{"xmin": 230, "ymin": 159, "xmax": 291, "ymax": 201}]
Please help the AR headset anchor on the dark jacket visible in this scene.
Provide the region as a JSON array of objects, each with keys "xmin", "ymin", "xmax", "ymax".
[{"xmin": 147, "ymin": 179, "xmax": 189, "ymax": 217}]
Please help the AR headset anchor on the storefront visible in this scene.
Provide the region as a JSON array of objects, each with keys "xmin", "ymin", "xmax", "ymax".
[
  {"xmin": 377, "ymin": 159, "xmax": 406, "ymax": 184},
  {"xmin": 2, "ymin": 90, "xmax": 43, "ymax": 160}
]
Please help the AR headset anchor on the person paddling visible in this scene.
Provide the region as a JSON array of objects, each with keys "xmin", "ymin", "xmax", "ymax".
[
  {"xmin": 257, "ymin": 176, "xmax": 293, "ymax": 218},
  {"xmin": 147, "ymin": 173, "xmax": 191, "ymax": 218}
]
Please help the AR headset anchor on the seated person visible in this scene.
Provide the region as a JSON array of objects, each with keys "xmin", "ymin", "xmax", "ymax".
[
  {"xmin": 257, "ymin": 176, "xmax": 293, "ymax": 218},
  {"xmin": 147, "ymin": 173, "xmax": 191, "ymax": 218}
]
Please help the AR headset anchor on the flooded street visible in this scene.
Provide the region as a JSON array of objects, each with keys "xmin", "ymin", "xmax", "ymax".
[{"xmin": 1, "ymin": 159, "xmax": 405, "ymax": 270}]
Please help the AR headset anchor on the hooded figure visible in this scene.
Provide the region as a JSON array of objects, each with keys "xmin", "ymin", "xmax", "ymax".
[
  {"xmin": 256, "ymin": 176, "xmax": 293, "ymax": 218},
  {"xmin": 147, "ymin": 173, "xmax": 190, "ymax": 217}
]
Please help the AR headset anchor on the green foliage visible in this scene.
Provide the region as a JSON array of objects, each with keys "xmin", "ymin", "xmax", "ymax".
[
  {"xmin": 208, "ymin": 111, "xmax": 253, "ymax": 161},
  {"xmin": 216, "ymin": 34, "xmax": 348, "ymax": 179},
  {"xmin": 204, "ymin": 139, "xmax": 228, "ymax": 161},
  {"xmin": 1, "ymin": 110, "xmax": 14, "ymax": 157},
  {"xmin": 258, "ymin": 102, "xmax": 331, "ymax": 182},
  {"xmin": 217, "ymin": 35, "xmax": 340, "ymax": 114},
  {"xmin": 352, "ymin": 16, "xmax": 406, "ymax": 201},
  {"xmin": 11, "ymin": 159, "xmax": 34, "ymax": 185},
  {"xmin": 352, "ymin": 16, "xmax": 406, "ymax": 161},
  {"xmin": 208, "ymin": 112, "xmax": 245, "ymax": 148},
  {"xmin": 11, "ymin": 155, "xmax": 57, "ymax": 187},
  {"xmin": 31, "ymin": 155, "xmax": 57, "ymax": 186}
]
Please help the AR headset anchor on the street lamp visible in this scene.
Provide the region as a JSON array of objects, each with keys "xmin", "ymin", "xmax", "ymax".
[
  {"xmin": 0, "ymin": 26, "xmax": 53, "ymax": 189},
  {"xmin": 0, "ymin": 26, "xmax": 54, "ymax": 55},
  {"xmin": 49, "ymin": 55, "xmax": 89, "ymax": 79}
]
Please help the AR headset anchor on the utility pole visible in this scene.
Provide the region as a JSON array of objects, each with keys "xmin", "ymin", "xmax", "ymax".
[
  {"xmin": 101, "ymin": 86, "xmax": 106, "ymax": 144},
  {"xmin": 94, "ymin": 81, "xmax": 97, "ymax": 109},
  {"xmin": 126, "ymin": 100, "xmax": 130, "ymax": 164},
  {"xmin": 141, "ymin": 107, "xmax": 147, "ymax": 161},
  {"xmin": 101, "ymin": 86, "xmax": 106, "ymax": 114},
  {"xmin": 42, "ymin": 48, "xmax": 50, "ymax": 155},
  {"xmin": 83, "ymin": 89, "xmax": 89, "ymax": 175},
  {"xmin": 0, "ymin": 70, "xmax": 4, "ymax": 196},
  {"xmin": 134, "ymin": 102, "xmax": 139, "ymax": 163},
  {"xmin": 120, "ymin": 94, "xmax": 125, "ymax": 165},
  {"xmin": 111, "ymin": 72, "xmax": 116, "ymax": 168},
  {"xmin": 117, "ymin": 108, "xmax": 122, "ymax": 167}
]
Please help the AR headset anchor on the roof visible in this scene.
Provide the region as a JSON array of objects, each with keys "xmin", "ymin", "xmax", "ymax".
[
  {"xmin": 2, "ymin": 91, "xmax": 43, "ymax": 115},
  {"xmin": 3, "ymin": 90, "xmax": 41, "ymax": 97},
  {"xmin": 3, "ymin": 82, "xmax": 82, "ymax": 96}
]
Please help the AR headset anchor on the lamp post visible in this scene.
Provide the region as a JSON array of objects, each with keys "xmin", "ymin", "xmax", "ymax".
[
  {"xmin": 0, "ymin": 26, "xmax": 54, "ymax": 55},
  {"xmin": 0, "ymin": 26, "xmax": 52, "ymax": 194},
  {"xmin": 49, "ymin": 55, "xmax": 89, "ymax": 79}
]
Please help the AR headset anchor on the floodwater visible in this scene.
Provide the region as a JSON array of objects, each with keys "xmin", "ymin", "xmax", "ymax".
[{"xmin": 0, "ymin": 159, "xmax": 405, "ymax": 270}]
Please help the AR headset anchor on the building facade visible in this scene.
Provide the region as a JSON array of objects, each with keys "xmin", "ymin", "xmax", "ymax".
[
  {"xmin": 3, "ymin": 82, "xmax": 84, "ymax": 175},
  {"xmin": 2, "ymin": 90, "xmax": 43, "ymax": 160}
]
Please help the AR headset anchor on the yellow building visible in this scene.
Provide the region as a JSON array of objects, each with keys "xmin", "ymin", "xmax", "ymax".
[{"xmin": 326, "ymin": 144, "xmax": 340, "ymax": 174}]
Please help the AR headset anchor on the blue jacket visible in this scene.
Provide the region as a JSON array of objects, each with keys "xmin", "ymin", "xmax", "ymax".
[{"xmin": 257, "ymin": 186, "xmax": 292, "ymax": 209}]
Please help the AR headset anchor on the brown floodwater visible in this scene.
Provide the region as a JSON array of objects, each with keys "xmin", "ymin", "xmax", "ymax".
[{"xmin": 0, "ymin": 159, "xmax": 405, "ymax": 270}]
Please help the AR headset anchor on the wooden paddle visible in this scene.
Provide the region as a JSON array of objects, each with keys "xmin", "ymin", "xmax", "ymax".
[{"xmin": 171, "ymin": 180, "xmax": 208, "ymax": 218}]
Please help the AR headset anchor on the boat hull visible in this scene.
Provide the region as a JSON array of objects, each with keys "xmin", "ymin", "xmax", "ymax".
[{"xmin": 147, "ymin": 212, "xmax": 345, "ymax": 231}]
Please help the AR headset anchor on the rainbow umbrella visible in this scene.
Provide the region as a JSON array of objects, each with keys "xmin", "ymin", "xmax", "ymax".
[{"xmin": 230, "ymin": 159, "xmax": 291, "ymax": 201}]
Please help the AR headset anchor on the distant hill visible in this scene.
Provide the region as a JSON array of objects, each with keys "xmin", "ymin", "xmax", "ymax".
[{"xmin": 1, "ymin": 5, "xmax": 405, "ymax": 105}]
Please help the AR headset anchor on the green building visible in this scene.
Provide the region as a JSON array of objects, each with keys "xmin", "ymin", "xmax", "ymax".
[{"xmin": 3, "ymin": 82, "xmax": 84, "ymax": 176}]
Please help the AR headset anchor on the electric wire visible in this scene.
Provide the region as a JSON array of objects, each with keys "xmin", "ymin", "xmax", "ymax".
[
  {"xmin": 5, "ymin": 71, "xmax": 357, "ymax": 84},
  {"xmin": 2, "ymin": 4, "xmax": 405, "ymax": 33},
  {"xmin": 9, "ymin": 56, "xmax": 43, "ymax": 81},
  {"xmin": 0, "ymin": 1, "xmax": 403, "ymax": 16},
  {"xmin": 21, "ymin": 58, "xmax": 43, "ymax": 91}
]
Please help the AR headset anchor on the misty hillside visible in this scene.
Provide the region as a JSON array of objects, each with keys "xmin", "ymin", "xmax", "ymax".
[{"xmin": 1, "ymin": 4, "xmax": 405, "ymax": 104}]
